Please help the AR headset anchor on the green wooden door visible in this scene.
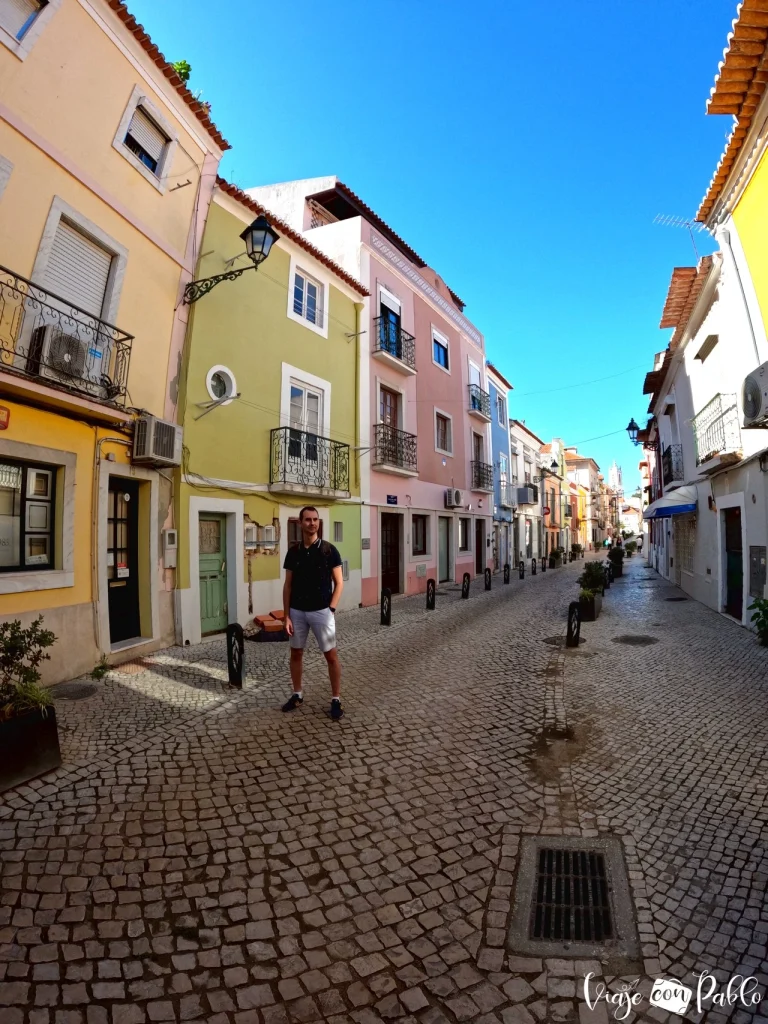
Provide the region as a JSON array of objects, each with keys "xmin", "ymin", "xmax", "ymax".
[{"xmin": 199, "ymin": 515, "xmax": 228, "ymax": 635}]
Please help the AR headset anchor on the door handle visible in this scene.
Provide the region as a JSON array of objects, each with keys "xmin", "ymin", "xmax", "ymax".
[{"xmin": 221, "ymin": 561, "xmax": 226, "ymax": 573}]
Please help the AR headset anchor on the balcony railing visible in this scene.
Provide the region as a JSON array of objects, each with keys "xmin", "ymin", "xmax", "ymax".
[
  {"xmin": 468, "ymin": 384, "xmax": 491, "ymax": 419},
  {"xmin": 373, "ymin": 317, "xmax": 416, "ymax": 371},
  {"xmin": 0, "ymin": 263, "xmax": 132, "ymax": 405},
  {"xmin": 693, "ymin": 394, "xmax": 741, "ymax": 466},
  {"xmin": 471, "ymin": 460, "xmax": 494, "ymax": 491},
  {"xmin": 662, "ymin": 443, "xmax": 684, "ymax": 485},
  {"xmin": 372, "ymin": 423, "xmax": 417, "ymax": 473},
  {"xmin": 270, "ymin": 427, "xmax": 350, "ymax": 494},
  {"xmin": 499, "ymin": 481, "xmax": 517, "ymax": 508}
]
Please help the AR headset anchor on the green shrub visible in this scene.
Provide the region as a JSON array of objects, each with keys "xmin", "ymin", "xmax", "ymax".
[
  {"xmin": 608, "ymin": 547, "xmax": 625, "ymax": 564},
  {"xmin": 91, "ymin": 655, "xmax": 110, "ymax": 681},
  {"xmin": 578, "ymin": 562, "xmax": 605, "ymax": 592},
  {"xmin": 0, "ymin": 617, "xmax": 57, "ymax": 721},
  {"xmin": 579, "ymin": 588, "xmax": 597, "ymax": 600},
  {"xmin": 748, "ymin": 598, "xmax": 768, "ymax": 645}
]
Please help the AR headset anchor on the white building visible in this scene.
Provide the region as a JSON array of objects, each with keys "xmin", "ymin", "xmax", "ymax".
[
  {"xmin": 565, "ymin": 448, "xmax": 604, "ymax": 550},
  {"xmin": 509, "ymin": 419, "xmax": 544, "ymax": 564},
  {"xmin": 642, "ymin": 251, "xmax": 768, "ymax": 627}
]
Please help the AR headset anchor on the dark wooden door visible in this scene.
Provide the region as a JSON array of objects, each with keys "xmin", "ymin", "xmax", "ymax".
[
  {"xmin": 381, "ymin": 513, "xmax": 401, "ymax": 594},
  {"xmin": 475, "ymin": 518, "xmax": 484, "ymax": 575},
  {"xmin": 724, "ymin": 507, "xmax": 743, "ymax": 619},
  {"xmin": 107, "ymin": 479, "xmax": 140, "ymax": 643}
]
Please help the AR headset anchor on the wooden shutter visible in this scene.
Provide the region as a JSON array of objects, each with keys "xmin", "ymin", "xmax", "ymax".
[
  {"xmin": 0, "ymin": 0, "xmax": 39, "ymax": 39},
  {"xmin": 126, "ymin": 107, "xmax": 167, "ymax": 164},
  {"xmin": 44, "ymin": 221, "xmax": 112, "ymax": 318}
]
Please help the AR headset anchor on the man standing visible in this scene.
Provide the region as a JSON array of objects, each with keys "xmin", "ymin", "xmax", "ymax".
[{"xmin": 281, "ymin": 506, "xmax": 344, "ymax": 719}]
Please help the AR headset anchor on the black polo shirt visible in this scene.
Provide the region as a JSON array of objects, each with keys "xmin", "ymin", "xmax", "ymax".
[{"xmin": 283, "ymin": 539, "xmax": 342, "ymax": 612}]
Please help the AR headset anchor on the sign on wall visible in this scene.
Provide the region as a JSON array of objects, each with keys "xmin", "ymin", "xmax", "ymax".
[{"xmin": 386, "ymin": 495, "xmax": 397, "ymax": 505}]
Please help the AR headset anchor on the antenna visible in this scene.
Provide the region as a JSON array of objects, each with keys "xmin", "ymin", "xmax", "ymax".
[{"xmin": 653, "ymin": 214, "xmax": 711, "ymax": 262}]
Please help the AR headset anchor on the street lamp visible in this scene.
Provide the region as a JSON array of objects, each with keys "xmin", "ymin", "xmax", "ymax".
[
  {"xmin": 626, "ymin": 417, "xmax": 659, "ymax": 451},
  {"xmin": 183, "ymin": 216, "xmax": 280, "ymax": 304}
]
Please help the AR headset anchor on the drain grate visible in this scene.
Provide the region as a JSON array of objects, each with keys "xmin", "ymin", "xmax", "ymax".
[
  {"xmin": 531, "ymin": 848, "xmax": 612, "ymax": 942},
  {"xmin": 508, "ymin": 836, "xmax": 640, "ymax": 958},
  {"xmin": 51, "ymin": 683, "xmax": 98, "ymax": 701},
  {"xmin": 611, "ymin": 635, "xmax": 659, "ymax": 646},
  {"xmin": 665, "ymin": 596, "xmax": 688, "ymax": 602}
]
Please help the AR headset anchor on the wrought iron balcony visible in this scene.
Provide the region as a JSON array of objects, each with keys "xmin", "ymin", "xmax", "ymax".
[
  {"xmin": 661, "ymin": 443, "xmax": 684, "ymax": 485},
  {"xmin": 372, "ymin": 317, "xmax": 416, "ymax": 372},
  {"xmin": 692, "ymin": 393, "xmax": 741, "ymax": 467},
  {"xmin": 471, "ymin": 460, "xmax": 494, "ymax": 491},
  {"xmin": 0, "ymin": 263, "xmax": 132, "ymax": 405},
  {"xmin": 372, "ymin": 423, "xmax": 418, "ymax": 474},
  {"xmin": 270, "ymin": 427, "xmax": 350, "ymax": 496},
  {"xmin": 468, "ymin": 384, "xmax": 491, "ymax": 419},
  {"xmin": 499, "ymin": 481, "xmax": 517, "ymax": 508},
  {"xmin": 564, "ymin": 503, "xmax": 572, "ymax": 518}
]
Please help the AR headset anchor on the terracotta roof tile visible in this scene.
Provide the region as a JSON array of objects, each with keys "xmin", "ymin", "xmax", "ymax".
[
  {"xmin": 697, "ymin": 0, "xmax": 768, "ymax": 221},
  {"xmin": 106, "ymin": 0, "xmax": 230, "ymax": 152},
  {"xmin": 215, "ymin": 178, "xmax": 369, "ymax": 297},
  {"xmin": 659, "ymin": 267, "xmax": 698, "ymax": 328}
]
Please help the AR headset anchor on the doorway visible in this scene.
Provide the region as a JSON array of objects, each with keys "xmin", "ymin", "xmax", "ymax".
[
  {"xmin": 199, "ymin": 514, "xmax": 228, "ymax": 635},
  {"xmin": 381, "ymin": 512, "xmax": 401, "ymax": 593},
  {"xmin": 107, "ymin": 478, "xmax": 140, "ymax": 644},
  {"xmin": 438, "ymin": 516, "xmax": 451, "ymax": 582},
  {"xmin": 723, "ymin": 507, "xmax": 743, "ymax": 620},
  {"xmin": 475, "ymin": 519, "xmax": 484, "ymax": 575}
]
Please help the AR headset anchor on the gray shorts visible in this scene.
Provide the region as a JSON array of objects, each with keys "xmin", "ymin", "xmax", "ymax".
[{"xmin": 289, "ymin": 607, "xmax": 337, "ymax": 653}]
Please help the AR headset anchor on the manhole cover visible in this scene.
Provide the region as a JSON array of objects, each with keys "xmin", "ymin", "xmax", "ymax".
[
  {"xmin": 52, "ymin": 683, "xmax": 98, "ymax": 701},
  {"xmin": 508, "ymin": 836, "xmax": 640, "ymax": 958},
  {"xmin": 665, "ymin": 597, "xmax": 688, "ymax": 602},
  {"xmin": 542, "ymin": 636, "xmax": 585, "ymax": 647},
  {"xmin": 611, "ymin": 635, "xmax": 659, "ymax": 646}
]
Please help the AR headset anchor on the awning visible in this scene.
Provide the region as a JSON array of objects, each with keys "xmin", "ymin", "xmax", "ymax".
[{"xmin": 643, "ymin": 485, "xmax": 697, "ymax": 520}]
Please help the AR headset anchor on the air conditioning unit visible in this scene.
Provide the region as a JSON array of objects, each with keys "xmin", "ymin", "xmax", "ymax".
[
  {"xmin": 444, "ymin": 487, "xmax": 464, "ymax": 508},
  {"xmin": 32, "ymin": 326, "xmax": 109, "ymax": 398},
  {"xmin": 517, "ymin": 485, "xmax": 536, "ymax": 504},
  {"xmin": 133, "ymin": 414, "xmax": 183, "ymax": 466},
  {"xmin": 742, "ymin": 361, "xmax": 768, "ymax": 427}
]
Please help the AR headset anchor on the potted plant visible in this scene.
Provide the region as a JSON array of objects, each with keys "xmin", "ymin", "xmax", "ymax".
[
  {"xmin": 548, "ymin": 552, "xmax": 556, "ymax": 569},
  {"xmin": 607, "ymin": 546, "xmax": 624, "ymax": 577},
  {"xmin": 578, "ymin": 587, "xmax": 602, "ymax": 621},
  {"xmin": 748, "ymin": 598, "xmax": 768, "ymax": 646},
  {"xmin": 572, "ymin": 543, "xmax": 582, "ymax": 558},
  {"xmin": 0, "ymin": 617, "xmax": 59, "ymax": 794},
  {"xmin": 578, "ymin": 561, "xmax": 606, "ymax": 596},
  {"xmin": 625, "ymin": 540, "xmax": 637, "ymax": 558}
]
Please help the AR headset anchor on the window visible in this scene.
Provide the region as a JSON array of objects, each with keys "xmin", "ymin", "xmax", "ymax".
[
  {"xmin": 293, "ymin": 269, "xmax": 323, "ymax": 327},
  {"xmin": 674, "ymin": 514, "xmax": 695, "ymax": 573},
  {"xmin": 333, "ymin": 521, "xmax": 343, "ymax": 543},
  {"xmin": 435, "ymin": 412, "xmax": 452, "ymax": 454},
  {"xmin": 459, "ymin": 517, "xmax": 471, "ymax": 551},
  {"xmin": 380, "ymin": 386, "xmax": 401, "ymax": 427},
  {"xmin": 497, "ymin": 394, "xmax": 505, "ymax": 426},
  {"xmin": 412, "ymin": 514, "xmax": 428, "ymax": 557},
  {"xmin": 0, "ymin": 459, "xmax": 55, "ymax": 571},
  {"xmin": 44, "ymin": 219, "xmax": 113, "ymax": 318},
  {"xmin": 206, "ymin": 365, "xmax": 237, "ymax": 405},
  {"xmin": 123, "ymin": 106, "xmax": 169, "ymax": 176},
  {"xmin": 500, "ymin": 454, "xmax": 507, "ymax": 477},
  {"xmin": 0, "ymin": 0, "xmax": 43, "ymax": 41},
  {"xmin": 695, "ymin": 334, "xmax": 719, "ymax": 362},
  {"xmin": 433, "ymin": 337, "xmax": 449, "ymax": 370}
]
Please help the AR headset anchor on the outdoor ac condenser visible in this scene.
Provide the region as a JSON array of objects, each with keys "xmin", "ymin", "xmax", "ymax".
[
  {"xmin": 742, "ymin": 361, "xmax": 768, "ymax": 427},
  {"xmin": 133, "ymin": 414, "xmax": 183, "ymax": 467}
]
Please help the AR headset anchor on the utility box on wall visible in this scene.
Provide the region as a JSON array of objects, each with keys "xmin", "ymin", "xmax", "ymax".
[
  {"xmin": 163, "ymin": 529, "xmax": 178, "ymax": 569},
  {"xmin": 749, "ymin": 545, "xmax": 767, "ymax": 599}
]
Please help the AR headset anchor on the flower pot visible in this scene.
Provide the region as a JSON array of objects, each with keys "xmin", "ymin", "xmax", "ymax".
[
  {"xmin": 549, "ymin": 556, "xmax": 556, "ymax": 569},
  {"xmin": 579, "ymin": 594, "xmax": 602, "ymax": 621},
  {"xmin": 0, "ymin": 707, "xmax": 61, "ymax": 794},
  {"xmin": 612, "ymin": 561, "xmax": 623, "ymax": 576}
]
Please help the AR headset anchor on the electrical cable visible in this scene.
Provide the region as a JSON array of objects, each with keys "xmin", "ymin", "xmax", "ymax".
[{"xmin": 515, "ymin": 364, "xmax": 647, "ymax": 397}]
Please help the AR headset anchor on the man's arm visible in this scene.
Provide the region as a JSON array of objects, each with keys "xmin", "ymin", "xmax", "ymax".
[
  {"xmin": 329, "ymin": 565, "xmax": 344, "ymax": 612},
  {"xmin": 283, "ymin": 570, "xmax": 294, "ymax": 636}
]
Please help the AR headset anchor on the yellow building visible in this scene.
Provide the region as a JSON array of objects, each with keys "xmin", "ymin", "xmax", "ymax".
[
  {"xmin": 0, "ymin": 0, "xmax": 227, "ymax": 680},
  {"xmin": 175, "ymin": 181, "xmax": 368, "ymax": 643}
]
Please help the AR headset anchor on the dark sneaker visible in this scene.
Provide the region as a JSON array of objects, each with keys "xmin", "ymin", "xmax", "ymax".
[
  {"xmin": 330, "ymin": 699, "xmax": 344, "ymax": 721},
  {"xmin": 282, "ymin": 693, "xmax": 303, "ymax": 712}
]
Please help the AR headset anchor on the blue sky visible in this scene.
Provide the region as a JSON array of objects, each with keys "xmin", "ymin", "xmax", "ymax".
[{"xmin": 128, "ymin": 0, "xmax": 734, "ymax": 491}]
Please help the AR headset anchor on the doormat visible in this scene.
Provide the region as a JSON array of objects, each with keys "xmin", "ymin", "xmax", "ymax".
[
  {"xmin": 508, "ymin": 836, "xmax": 640, "ymax": 958},
  {"xmin": 51, "ymin": 683, "xmax": 98, "ymax": 700}
]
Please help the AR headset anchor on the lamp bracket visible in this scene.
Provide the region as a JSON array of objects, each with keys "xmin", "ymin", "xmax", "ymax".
[{"xmin": 183, "ymin": 264, "xmax": 257, "ymax": 304}]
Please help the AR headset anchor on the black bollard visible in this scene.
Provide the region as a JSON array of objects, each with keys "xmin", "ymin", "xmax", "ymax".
[
  {"xmin": 461, "ymin": 572, "xmax": 471, "ymax": 599},
  {"xmin": 380, "ymin": 588, "xmax": 392, "ymax": 625},
  {"xmin": 566, "ymin": 601, "xmax": 581, "ymax": 647},
  {"xmin": 484, "ymin": 567, "xmax": 491, "ymax": 590},
  {"xmin": 603, "ymin": 566, "xmax": 611, "ymax": 590},
  {"xmin": 607, "ymin": 562, "xmax": 614, "ymax": 583},
  {"xmin": 503, "ymin": 563, "xmax": 510, "ymax": 584},
  {"xmin": 569, "ymin": 551, "xmax": 573, "ymax": 563},
  {"xmin": 226, "ymin": 623, "xmax": 244, "ymax": 689},
  {"xmin": 519, "ymin": 559, "xmax": 525, "ymax": 580},
  {"xmin": 532, "ymin": 557, "xmax": 537, "ymax": 576},
  {"xmin": 426, "ymin": 578, "xmax": 436, "ymax": 610},
  {"xmin": 541, "ymin": 554, "xmax": 546, "ymax": 573}
]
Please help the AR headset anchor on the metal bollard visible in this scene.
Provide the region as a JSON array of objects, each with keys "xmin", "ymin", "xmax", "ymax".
[
  {"xmin": 541, "ymin": 554, "xmax": 546, "ymax": 572},
  {"xmin": 532, "ymin": 557, "xmax": 537, "ymax": 576},
  {"xmin": 484, "ymin": 567, "xmax": 491, "ymax": 590},
  {"xmin": 380, "ymin": 588, "xmax": 392, "ymax": 625},
  {"xmin": 461, "ymin": 572, "xmax": 471, "ymax": 599},
  {"xmin": 607, "ymin": 562, "xmax": 614, "ymax": 582},
  {"xmin": 426, "ymin": 578, "xmax": 436, "ymax": 610},
  {"xmin": 603, "ymin": 567, "xmax": 611, "ymax": 590},
  {"xmin": 519, "ymin": 559, "xmax": 525, "ymax": 580},
  {"xmin": 503, "ymin": 563, "xmax": 510, "ymax": 584},
  {"xmin": 566, "ymin": 601, "xmax": 581, "ymax": 647},
  {"xmin": 226, "ymin": 623, "xmax": 244, "ymax": 689}
]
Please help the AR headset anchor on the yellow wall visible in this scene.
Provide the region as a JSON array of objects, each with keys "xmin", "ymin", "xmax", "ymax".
[{"xmin": 734, "ymin": 150, "xmax": 768, "ymax": 335}]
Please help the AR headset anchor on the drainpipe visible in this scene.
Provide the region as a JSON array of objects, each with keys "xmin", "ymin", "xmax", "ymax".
[
  {"xmin": 719, "ymin": 228, "xmax": 761, "ymax": 365},
  {"xmin": 354, "ymin": 302, "xmax": 364, "ymax": 491}
]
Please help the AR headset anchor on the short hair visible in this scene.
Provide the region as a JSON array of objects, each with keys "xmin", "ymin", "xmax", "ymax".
[{"xmin": 299, "ymin": 505, "xmax": 319, "ymax": 521}]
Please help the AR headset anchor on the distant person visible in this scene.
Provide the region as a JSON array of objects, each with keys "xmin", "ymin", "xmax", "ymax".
[
  {"xmin": 281, "ymin": 506, "xmax": 344, "ymax": 720},
  {"xmin": 637, "ymin": 536, "xmax": 644, "ymax": 553}
]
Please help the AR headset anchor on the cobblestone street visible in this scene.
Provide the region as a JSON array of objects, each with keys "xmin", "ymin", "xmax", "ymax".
[{"xmin": 2, "ymin": 558, "xmax": 768, "ymax": 1024}]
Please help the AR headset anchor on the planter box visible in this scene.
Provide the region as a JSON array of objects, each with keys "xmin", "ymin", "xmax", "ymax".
[
  {"xmin": 549, "ymin": 556, "xmax": 556, "ymax": 569},
  {"xmin": 579, "ymin": 594, "xmax": 602, "ymax": 621},
  {"xmin": 610, "ymin": 561, "xmax": 623, "ymax": 577},
  {"xmin": 0, "ymin": 707, "xmax": 61, "ymax": 794}
]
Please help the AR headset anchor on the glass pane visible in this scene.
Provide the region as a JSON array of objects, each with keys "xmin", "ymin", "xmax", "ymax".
[
  {"xmin": 293, "ymin": 275, "xmax": 305, "ymax": 316},
  {"xmin": 306, "ymin": 392, "xmax": 320, "ymax": 432},
  {"xmin": 26, "ymin": 535, "xmax": 49, "ymax": 564},
  {"xmin": 306, "ymin": 281, "xmax": 317, "ymax": 324},
  {"xmin": 210, "ymin": 372, "xmax": 227, "ymax": 399},
  {"xmin": 199, "ymin": 518, "xmax": 221, "ymax": 555},
  {"xmin": 117, "ymin": 522, "xmax": 128, "ymax": 548},
  {"xmin": 0, "ymin": 462, "xmax": 21, "ymax": 568},
  {"xmin": 290, "ymin": 386, "xmax": 304, "ymax": 427}
]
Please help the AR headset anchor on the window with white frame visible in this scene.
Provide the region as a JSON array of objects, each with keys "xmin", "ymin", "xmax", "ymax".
[
  {"xmin": 0, "ymin": 459, "xmax": 55, "ymax": 571},
  {"xmin": 293, "ymin": 269, "xmax": 324, "ymax": 328},
  {"xmin": 674, "ymin": 514, "xmax": 695, "ymax": 573},
  {"xmin": 412, "ymin": 514, "xmax": 428, "ymax": 557},
  {"xmin": 497, "ymin": 394, "xmax": 505, "ymax": 426},
  {"xmin": 459, "ymin": 517, "xmax": 471, "ymax": 551},
  {"xmin": 432, "ymin": 335, "xmax": 449, "ymax": 371},
  {"xmin": 435, "ymin": 412, "xmax": 452, "ymax": 455},
  {"xmin": 333, "ymin": 521, "xmax": 343, "ymax": 543},
  {"xmin": 123, "ymin": 105, "xmax": 170, "ymax": 177},
  {"xmin": 0, "ymin": 0, "xmax": 43, "ymax": 41}
]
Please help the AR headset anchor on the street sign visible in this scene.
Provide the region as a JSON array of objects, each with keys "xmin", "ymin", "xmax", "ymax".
[
  {"xmin": 543, "ymin": 505, "xmax": 551, "ymax": 514},
  {"xmin": 386, "ymin": 495, "xmax": 397, "ymax": 505}
]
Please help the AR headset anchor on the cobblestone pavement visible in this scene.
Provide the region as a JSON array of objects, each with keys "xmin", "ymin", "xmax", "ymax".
[{"xmin": 2, "ymin": 557, "xmax": 768, "ymax": 1024}]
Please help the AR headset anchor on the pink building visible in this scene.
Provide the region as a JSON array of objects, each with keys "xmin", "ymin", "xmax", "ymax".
[{"xmin": 247, "ymin": 177, "xmax": 492, "ymax": 604}]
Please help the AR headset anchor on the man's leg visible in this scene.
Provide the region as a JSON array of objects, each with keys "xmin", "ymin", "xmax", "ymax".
[
  {"xmin": 282, "ymin": 610, "xmax": 308, "ymax": 711},
  {"xmin": 324, "ymin": 648, "xmax": 341, "ymax": 698},
  {"xmin": 290, "ymin": 648, "xmax": 304, "ymax": 693}
]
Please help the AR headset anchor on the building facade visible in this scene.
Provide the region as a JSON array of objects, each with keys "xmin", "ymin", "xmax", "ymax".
[
  {"xmin": 247, "ymin": 177, "xmax": 493, "ymax": 602},
  {"xmin": 509, "ymin": 419, "xmax": 543, "ymax": 565},
  {"xmin": 0, "ymin": 0, "xmax": 226, "ymax": 680},
  {"xmin": 487, "ymin": 363, "xmax": 515, "ymax": 572}
]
